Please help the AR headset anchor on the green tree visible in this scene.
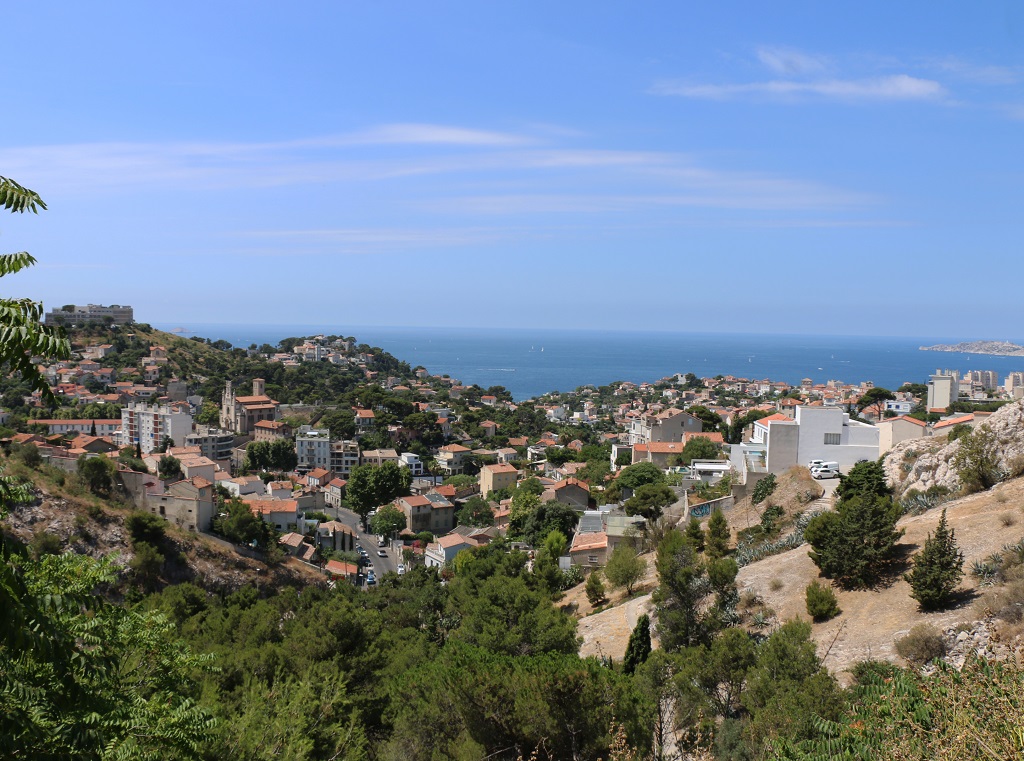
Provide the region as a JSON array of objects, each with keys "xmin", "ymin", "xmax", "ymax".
[
  {"xmin": 77, "ymin": 455, "xmax": 116, "ymax": 495},
  {"xmin": 904, "ymin": 508, "xmax": 964, "ymax": 610},
  {"xmin": 679, "ymin": 436, "xmax": 720, "ymax": 465},
  {"xmin": 705, "ymin": 509, "xmax": 730, "ymax": 559},
  {"xmin": 623, "ymin": 613, "xmax": 652, "ymax": 674},
  {"xmin": 857, "ymin": 387, "xmax": 896, "ymax": 418},
  {"xmin": 605, "ymin": 543, "xmax": 646, "ymax": 596},
  {"xmin": 653, "ymin": 529, "xmax": 736, "ymax": 652},
  {"xmin": 585, "ymin": 570, "xmax": 606, "ymax": 606},
  {"xmin": 158, "ymin": 454, "xmax": 182, "ymax": 480},
  {"xmin": 685, "ymin": 517, "xmax": 705, "ymax": 552},
  {"xmin": 0, "ymin": 552, "xmax": 214, "ymax": 759},
  {"xmin": 616, "ymin": 462, "xmax": 665, "ymax": 491},
  {"xmin": 194, "ymin": 401, "xmax": 220, "ymax": 426},
  {"xmin": 623, "ymin": 482, "xmax": 676, "ymax": 521},
  {"xmin": 542, "ymin": 529, "xmax": 568, "ymax": 560},
  {"xmin": 804, "ymin": 494, "xmax": 904, "ymax": 588},
  {"xmin": 0, "ymin": 178, "xmax": 71, "ymax": 402},
  {"xmin": 686, "ymin": 405, "xmax": 723, "ymax": 432},
  {"xmin": 456, "ymin": 495, "xmax": 495, "ymax": 527},
  {"xmin": 834, "ymin": 459, "xmax": 891, "ymax": 503},
  {"xmin": 952, "ymin": 424, "xmax": 1001, "ymax": 493},
  {"xmin": 369, "ymin": 504, "xmax": 407, "ymax": 538},
  {"xmin": 214, "ymin": 498, "xmax": 276, "ymax": 550}
]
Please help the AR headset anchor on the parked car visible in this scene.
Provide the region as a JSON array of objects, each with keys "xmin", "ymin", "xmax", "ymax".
[
  {"xmin": 377, "ymin": 549, "xmax": 387, "ymax": 557},
  {"xmin": 397, "ymin": 564, "xmax": 406, "ymax": 575},
  {"xmin": 812, "ymin": 466, "xmax": 840, "ymax": 479},
  {"xmin": 366, "ymin": 575, "xmax": 376, "ymax": 586}
]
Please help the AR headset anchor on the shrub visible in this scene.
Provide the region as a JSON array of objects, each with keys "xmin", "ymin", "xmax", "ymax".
[
  {"xmin": 769, "ymin": 577, "xmax": 784, "ymax": 592},
  {"xmin": 605, "ymin": 545, "xmax": 646, "ymax": 595},
  {"xmin": 894, "ymin": 624, "xmax": 946, "ymax": 665},
  {"xmin": 751, "ymin": 473, "xmax": 777, "ymax": 505},
  {"xmin": 29, "ymin": 530, "xmax": 63, "ymax": 560},
  {"xmin": 952, "ymin": 424, "xmax": 1001, "ymax": 493},
  {"xmin": 1001, "ymin": 512, "xmax": 1018, "ymax": 527},
  {"xmin": 805, "ymin": 581, "xmax": 840, "ymax": 621},
  {"xmin": 125, "ymin": 511, "xmax": 167, "ymax": 547}
]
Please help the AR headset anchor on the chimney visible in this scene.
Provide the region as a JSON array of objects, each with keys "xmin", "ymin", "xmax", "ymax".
[{"xmin": 253, "ymin": 378, "xmax": 265, "ymax": 397}]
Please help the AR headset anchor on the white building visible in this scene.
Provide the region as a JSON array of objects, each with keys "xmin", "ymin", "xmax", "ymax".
[
  {"xmin": 730, "ymin": 406, "xmax": 879, "ymax": 479},
  {"xmin": 295, "ymin": 426, "xmax": 332, "ymax": 472},
  {"xmin": 119, "ymin": 401, "xmax": 193, "ymax": 455},
  {"xmin": 184, "ymin": 426, "xmax": 236, "ymax": 462},
  {"xmin": 400, "ymin": 452, "xmax": 424, "ymax": 476},
  {"xmin": 330, "ymin": 439, "xmax": 360, "ymax": 478}
]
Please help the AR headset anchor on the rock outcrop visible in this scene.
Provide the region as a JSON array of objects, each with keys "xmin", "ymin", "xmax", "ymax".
[{"xmin": 885, "ymin": 400, "xmax": 1024, "ymax": 496}]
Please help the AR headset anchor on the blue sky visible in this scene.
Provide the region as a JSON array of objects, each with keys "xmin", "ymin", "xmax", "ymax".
[{"xmin": 3, "ymin": 2, "xmax": 1023, "ymax": 337}]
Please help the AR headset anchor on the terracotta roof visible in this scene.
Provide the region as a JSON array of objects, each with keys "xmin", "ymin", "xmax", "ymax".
[
  {"xmin": 634, "ymin": 441, "xmax": 686, "ymax": 453},
  {"xmin": 933, "ymin": 414, "xmax": 974, "ymax": 430},
  {"xmin": 328, "ymin": 478, "xmax": 347, "ymax": 488},
  {"xmin": 248, "ymin": 499, "xmax": 298, "ymax": 516},
  {"xmin": 437, "ymin": 533, "xmax": 473, "ymax": 549},
  {"xmin": 399, "ymin": 495, "xmax": 432, "ymax": 508},
  {"xmin": 439, "ymin": 444, "xmax": 471, "ymax": 453},
  {"xmin": 308, "ymin": 467, "xmax": 330, "ymax": 480},
  {"xmin": 325, "ymin": 560, "xmax": 358, "ymax": 576},
  {"xmin": 570, "ymin": 531, "xmax": 608, "ymax": 553},
  {"xmin": 684, "ymin": 432, "xmax": 725, "ymax": 444},
  {"xmin": 190, "ymin": 476, "xmax": 213, "ymax": 488},
  {"xmin": 279, "ymin": 532, "xmax": 305, "ymax": 547},
  {"xmin": 755, "ymin": 413, "xmax": 793, "ymax": 425},
  {"xmin": 553, "ymin": 477, "xmax": 590, "ymax": 493},
  {"xmin": 881, "ymin": 415, "xmax": 927, "ymax": 428},
  {"xmin": 254, "ymin": 420, "xmax": 288, "ymax": 430},
  {"xmin": 482, "ymin": 463, "xmax": 518, "ymax": 474}
]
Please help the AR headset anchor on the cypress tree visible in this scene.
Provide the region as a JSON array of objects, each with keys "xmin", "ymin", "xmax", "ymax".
[
  {"xmin": 905, "ymin": 509, "xmax": 964, "ymax": 610},
  {"xmin": 623, "ymin": 614, "xmax": 652, "ymax": 674},
  {"xmin": 585, "ymin": 570, "xmax": 606, "ymax": 606},
  {"xmin": 685, "ymin": 517, "xmax": 705, "ymax": 552},
  {"xmin": 706, "ymin": 509, "xmax": 730, "ymax": 559}
]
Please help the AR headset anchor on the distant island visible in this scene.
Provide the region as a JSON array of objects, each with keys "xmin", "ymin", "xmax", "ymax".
[{"xmin": 920, "ymin": 339, "xmax": 1024, "ymax": 357}]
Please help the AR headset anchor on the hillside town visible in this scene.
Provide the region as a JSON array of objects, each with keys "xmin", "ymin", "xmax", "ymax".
[{"xmin": 4, "ymin": 308, "xmax": 1023, "ymax": 589}]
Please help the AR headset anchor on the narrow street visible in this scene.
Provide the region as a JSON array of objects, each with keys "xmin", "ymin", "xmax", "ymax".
[{"xmin": 325, "ymin": 505, "xmax": 398, "ymax": 580}]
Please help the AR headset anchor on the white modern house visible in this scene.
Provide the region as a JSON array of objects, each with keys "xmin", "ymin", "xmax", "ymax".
[{"xmin": 730, "ymin": 406, "xmax": 879, "ymax": 481}]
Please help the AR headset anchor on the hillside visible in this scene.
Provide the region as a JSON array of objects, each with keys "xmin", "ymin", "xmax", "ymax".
[{"xmin": 574, "ymin": 467, "xmax": 1024, "ymax": 684}]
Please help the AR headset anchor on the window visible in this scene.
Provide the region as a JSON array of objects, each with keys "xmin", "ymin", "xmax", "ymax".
[
  {"xmin": 824, "ymin": 433, "xmax": 840, "ymax": 445},
  {"xmin": 588, "ymin": 555, "xmax": 599, "ymax": 565}
]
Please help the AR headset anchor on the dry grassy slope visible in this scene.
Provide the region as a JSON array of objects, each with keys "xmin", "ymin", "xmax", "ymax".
[
  {"xmin": 730, "ymin": 467, "xmax": 824, "ymax": 537},
  {"xmin": 737, "ymin": 477, "xmax": 1024, "ymax": 682},
  {"xmin": 572, "ymin": 476, "xmax": 1024, "ymax": 681}
]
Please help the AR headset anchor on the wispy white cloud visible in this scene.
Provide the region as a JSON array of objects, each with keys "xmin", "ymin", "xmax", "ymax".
[
  {"xmin": 0, "ymin": 123, "xmax": 871, "ymax": 219},
  {"xmin": 756, "ymin": 46, "xmax": 828, "ymax": 75},
  {"xmin": 652, "ymin": 74, "xmax": 946, "ymax": 102},
  {"xmin": 929, "ymin": 56, "xmax": 1020, "ymax": 85},
  {"xmin": 326, "ymin": 123, "xmax": 534, "ymax": 147}
]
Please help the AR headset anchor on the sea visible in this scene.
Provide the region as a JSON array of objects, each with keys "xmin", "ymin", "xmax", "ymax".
[{"xmin": 152, "ymin": 323, "xmax": 1024, "ymax": 402}]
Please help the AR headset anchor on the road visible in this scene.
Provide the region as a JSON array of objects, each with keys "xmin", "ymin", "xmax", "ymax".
[{"xmin": 325, "ymin": 505, "xmax": 398, "ymax": 582}]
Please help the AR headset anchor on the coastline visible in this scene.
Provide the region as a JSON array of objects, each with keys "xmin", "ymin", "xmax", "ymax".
[{"xmin": 157, "ymin": 324, "xmax": 1024, "ymax": 401}]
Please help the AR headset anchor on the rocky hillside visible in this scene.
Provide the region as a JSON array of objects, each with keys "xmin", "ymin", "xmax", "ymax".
[{"xmin": 884, "ymin": 399, "xmax": 1024, "ymax": 496}]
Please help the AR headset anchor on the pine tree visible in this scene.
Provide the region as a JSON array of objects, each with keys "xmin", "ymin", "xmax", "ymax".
[
  {"xmin": 685, "ymin": 517, "xmax": 705, "ymax": 552},
  {"xmin": 585, "ymin": 570, "xmax": 606, "ymax": 606},
  {"xmin": 706, "ymin": 509, "xmax": 730, "ymax": 559},
  {"xmin": 905, "ymin": 509, "xmax": 964, "ymax": 610},
  {"xmin": 623, "ymin": 614, "xmax": 652, "ymax": 674}
]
